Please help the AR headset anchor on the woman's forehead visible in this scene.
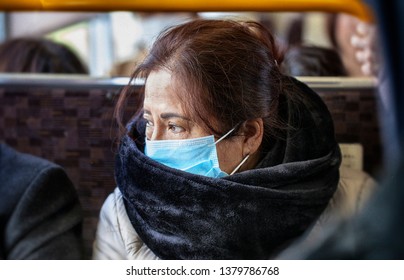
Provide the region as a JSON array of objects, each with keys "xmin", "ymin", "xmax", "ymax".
[
  {"xmin": 144, "ymin": 70, "xmax": 187, "ymax": 112},
  {"xmin": 145, "ymin": 70, "xmax": 173, "ymax": 97}
]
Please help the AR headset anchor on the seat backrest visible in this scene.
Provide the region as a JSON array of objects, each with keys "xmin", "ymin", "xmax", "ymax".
[
  {"xmin": 0, "ymin": 78, "xmax": 130, "ymax": 258},
  {"xmin": 300, "ymin": 77, "xmax": 383, "ymax": 177}
]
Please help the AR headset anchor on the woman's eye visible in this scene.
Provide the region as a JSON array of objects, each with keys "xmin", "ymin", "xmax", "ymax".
[
  {"xmin": 168, "ymin": 123, "xmax": 185, "ymax": 134},
  {"xmin": 145, "ymin": 119, "xmax": 153, "ymax": 127},
  {"xmin": 144, "ymin": 118, "xmax": 154, "ymax": 140}
]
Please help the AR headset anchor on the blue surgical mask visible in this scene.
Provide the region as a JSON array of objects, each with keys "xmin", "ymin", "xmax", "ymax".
[{"xmin": 144, "ymin": 127, "xmax": 249, "ymax": 178}]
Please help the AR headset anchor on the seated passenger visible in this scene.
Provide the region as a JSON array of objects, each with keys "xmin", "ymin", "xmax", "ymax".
[
  {"xmin": 93, "ymin": 19, "xmax": 341, "ymax": 260},
  {"xmin": 0, "ymin": 143, "xmax": 84, "ymax": 259},
  {"xmin": 281, "ymin": 45, "xmax": 348, "ymax": 76},
  {"xmin": 0, "ymin": 37, "xmax": 87, "ymax": 74},
  {"xmin": 0, "ymin": 37, "xmax": 87, "ymax": 259}
]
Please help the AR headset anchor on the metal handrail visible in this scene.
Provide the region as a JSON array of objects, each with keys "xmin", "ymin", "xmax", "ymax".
[
  {"xmin": 0, "ymin": 0, "xmax": 373, "ymax": 22},
  {"xmin": 0, "ymin": 73, "xmax": 376, "ymax": 91},
  {"xmin": 0, "ymin": 73, "xmax": 142, "ymax": 90}
]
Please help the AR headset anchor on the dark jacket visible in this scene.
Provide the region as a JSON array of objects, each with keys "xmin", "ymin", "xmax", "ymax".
[{"xmin": 0, "ymin": 143, "xmax": 84, "ymax": 259}]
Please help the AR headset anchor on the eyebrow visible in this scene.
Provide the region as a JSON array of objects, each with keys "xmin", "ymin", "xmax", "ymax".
[{"xmin": 143, "ymin": 109, "xmax": 191, "ymax": 121}]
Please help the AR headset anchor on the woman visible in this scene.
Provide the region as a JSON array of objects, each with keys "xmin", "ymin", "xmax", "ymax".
[{"xmin": 93, "ymin": 19, "xmax": 341, "ymax": 260}]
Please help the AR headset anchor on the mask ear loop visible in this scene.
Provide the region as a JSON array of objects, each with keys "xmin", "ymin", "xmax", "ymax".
[
  {"xmin": 230, "ymin": 154, "xmax": 250, "ymax": 175},
  {"xmin": 209, "ymin": 123, "xmax": 249, "ymax": 174},
  {"xmin": 209, "ymin": 126, "xmax": 238, "ymax": 146}
]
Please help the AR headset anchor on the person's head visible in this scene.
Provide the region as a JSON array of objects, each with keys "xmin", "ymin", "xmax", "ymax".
[
  {"xmin": 0, "ymin": 37, "xmax": 87, "ymax": 74},
  {"xmin": 116, "ymin": 19, "xmax": 287, "ymax": 175},
  {"xmin": 282, "ymin": 45, "xmax": 348, "ymax": 76}
]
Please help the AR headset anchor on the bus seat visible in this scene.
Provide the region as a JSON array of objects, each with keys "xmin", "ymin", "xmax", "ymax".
[{"xmin": 0, "ymin": 85, "xmax": 126, "ymax": 258}]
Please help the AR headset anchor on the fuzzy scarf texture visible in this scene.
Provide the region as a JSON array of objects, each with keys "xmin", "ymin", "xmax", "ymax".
[{"xmin": 116, "ymin": 77, "xmax": 341, "ymax": 259}]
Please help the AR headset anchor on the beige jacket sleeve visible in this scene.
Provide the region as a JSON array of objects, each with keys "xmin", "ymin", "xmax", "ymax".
[
  {"xmin": 92, "ymin": 187, "xmax": 158, "ymax": 260},
  {"xmin": 304, "ymin": 167, "xmax": 377, "ymax": 244},
  {"xmin": 323, "ymin": 167, "xmax": 377, "ymax": 220}
]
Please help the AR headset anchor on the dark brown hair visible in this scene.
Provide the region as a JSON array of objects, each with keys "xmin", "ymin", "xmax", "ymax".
[
  {"xmin": 282, "ymin": 45, "xmax": 348, "ymax": 76},
  {"xmin": 0, "ymin": 37, "xmax": 87, "ymax": 74},
  {"xmin": 115, "ymin": 19, "xmax": 286, "ymax": 150}
]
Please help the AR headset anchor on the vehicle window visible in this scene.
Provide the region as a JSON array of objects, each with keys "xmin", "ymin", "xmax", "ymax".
[{"xmin": 0, "ymin": 11, "xmax": 380, "ymax": 77}]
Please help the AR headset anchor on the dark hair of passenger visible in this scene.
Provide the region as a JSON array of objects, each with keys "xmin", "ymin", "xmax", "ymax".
[
  {"xmin": 115, "ymin": 19, "xmax": 289, "ymax": 151},
  {"xmin": 282, "ymin": 45, "xmax": 348, "ymax": 76},
  {"xmin": 0, "ymin": 37, "xmax": 87, "ymax": 74}
]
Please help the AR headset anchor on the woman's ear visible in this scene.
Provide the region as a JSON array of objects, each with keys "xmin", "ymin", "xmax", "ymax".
[{"xmin": 240, "ymin": 118, "xmax": 264, "ymax": 156}]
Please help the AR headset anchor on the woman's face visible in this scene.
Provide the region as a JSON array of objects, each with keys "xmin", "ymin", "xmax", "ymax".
[{"xmin": 143, "ymin": 69, "xmax": 246, "ymax": 174}]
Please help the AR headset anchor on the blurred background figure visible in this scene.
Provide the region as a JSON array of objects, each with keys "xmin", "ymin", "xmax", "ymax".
[
  {"xmin": 0, "ymin": 36, "xmax": 86, "ymax": 259},
  {"xmin": 326, "ymin": 13, "xmax": 379, "ymax": 77},
  {"xmin": 282, "ymin": 45, "xmax": 348, "ymax": 76},
  {"xmin": 0, "ymin": 143, "xmax": 84, "ymax": 259},
  {"xmin": 284, "ymin": 12, "xmax": 379, "ymax": 77},
  {"xmin": 0, "ymin": 37, "xmax": 87, "ymax": 74}
]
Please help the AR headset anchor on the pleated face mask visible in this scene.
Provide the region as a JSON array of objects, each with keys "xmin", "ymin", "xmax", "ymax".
[{"xmin": 144, "ymin": 127, "xmax": 249, "ymax": 178}]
